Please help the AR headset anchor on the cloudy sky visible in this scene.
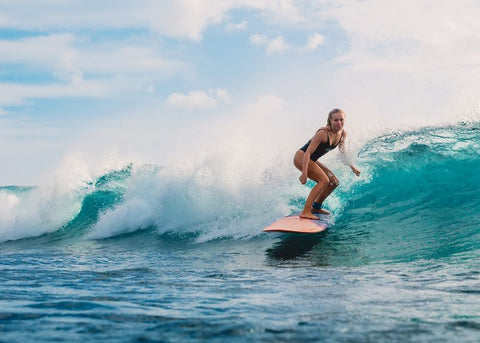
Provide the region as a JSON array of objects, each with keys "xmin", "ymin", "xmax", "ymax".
[{"xmin": 1, "ymin": 0, "xmax": 480, "ymax": 184}]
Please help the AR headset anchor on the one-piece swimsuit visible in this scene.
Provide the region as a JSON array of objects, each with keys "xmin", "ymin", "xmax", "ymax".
[{"xmin": 299, "ymin": 128, "xmax": 343, "ymax": 161}]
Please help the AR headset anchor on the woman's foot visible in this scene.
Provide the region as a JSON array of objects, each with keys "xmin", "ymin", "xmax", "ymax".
[
  {"xmin": 311, "ymin": 202, "xmax": 330, "ymax": 215},
  {"xmin": 299, "ymin": 211, "xmax": 319, "ymax": 220},
  {"xmin": 311, "ymin": 208, "xmax": 331, "ymax": 215}
]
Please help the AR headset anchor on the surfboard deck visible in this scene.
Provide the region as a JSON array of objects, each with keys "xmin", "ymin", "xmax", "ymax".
[{"xmin": 263, "ymin": 214, "xmax": 329, "ymax": 234}]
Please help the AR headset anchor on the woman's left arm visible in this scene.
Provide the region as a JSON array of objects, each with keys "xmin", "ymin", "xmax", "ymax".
[{"xmin": 339, "ymin": 130, "xmax": 361, "ymax": 176}]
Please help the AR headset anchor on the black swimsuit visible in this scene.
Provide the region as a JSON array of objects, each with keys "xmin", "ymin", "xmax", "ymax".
[{"xmin": 300, "ymin": 129, "xmax": 343, "ymax": 161}]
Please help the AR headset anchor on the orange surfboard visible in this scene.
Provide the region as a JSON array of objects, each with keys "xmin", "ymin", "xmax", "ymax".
[{"xmin": 263, "ymin": 214, "xmax": 329, "ymax": 234}]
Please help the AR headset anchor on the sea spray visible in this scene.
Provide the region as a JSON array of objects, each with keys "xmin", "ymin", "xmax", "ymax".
[
  {"xmin": 87, "ymin": 154, "xmax": 302, "ymax": 241},
  {"xmin": 0, "ymin": 154, "xmax": 130, "ymax": 243},
  {"xmin": 0, "ymin": 183, "xmax": 86, "ymax": 243}
]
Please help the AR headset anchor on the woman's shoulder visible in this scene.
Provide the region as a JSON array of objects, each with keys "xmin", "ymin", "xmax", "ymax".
[
  {"xmin": 311, "ymin": 126, "xmax": 329, "ymax": 142},
  {"xmin": 316, "ymin": 126, "xmax": 329, "ymax": 134}
]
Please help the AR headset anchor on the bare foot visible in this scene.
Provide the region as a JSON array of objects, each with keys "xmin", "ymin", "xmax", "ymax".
[
  {"xmin": 312, "ymin": 208, "xmax": 331, "ymax": 215},
  {"xmin": 299, "ymin": 212, "xmax": 319, "ymax": 220}
]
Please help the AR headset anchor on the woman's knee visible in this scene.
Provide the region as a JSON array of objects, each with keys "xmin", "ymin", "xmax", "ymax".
[
  {"xmin": 327, "ymin": 173, "xmax": 339, "ymax": 189},
  {"xmin": 315, "ymin": 175, "xmax": 329, "ymax": 187}
]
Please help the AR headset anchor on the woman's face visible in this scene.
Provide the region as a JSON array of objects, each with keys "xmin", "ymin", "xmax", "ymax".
[{"xmin": 330, "ymin": 111, "xmax": 345, "ymax": 132}]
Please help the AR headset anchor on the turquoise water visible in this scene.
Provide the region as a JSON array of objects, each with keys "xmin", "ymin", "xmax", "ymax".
[{"xmin": 1, "ymin": 123, "xmax": 479, "ymax": 342}]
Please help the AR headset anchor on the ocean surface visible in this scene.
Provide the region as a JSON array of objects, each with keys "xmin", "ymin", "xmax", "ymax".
[{"xmin": 1, "ymin": 122, "xmax": 479, "ymax": 342}]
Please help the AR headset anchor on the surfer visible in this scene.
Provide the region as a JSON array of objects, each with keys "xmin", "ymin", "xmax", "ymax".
[{"xmin": 294, "ymin": 108, "xmax": 361, "ymax": 220}]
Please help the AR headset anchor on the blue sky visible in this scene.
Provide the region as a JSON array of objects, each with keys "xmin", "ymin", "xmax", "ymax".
[{"xmin": 1, "ymin": 0, "xmax": 480, "ymax": 185}]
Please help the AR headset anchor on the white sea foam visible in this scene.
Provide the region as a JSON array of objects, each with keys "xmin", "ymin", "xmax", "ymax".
[
  {"xmin": 0, "ymin": 184, "xmax": 84, "ymax": 243},
  {"xmin": 87, "ymin": 152, "xmax": 302, "ymax": 241},
  {"xmin": 0, "ymin": 153, "xmax": 123, "ymax": 243}
]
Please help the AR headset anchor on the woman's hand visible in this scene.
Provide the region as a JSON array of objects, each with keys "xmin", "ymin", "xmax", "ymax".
[
  {"xmin": 299, "ymin": 173, "xmax": 308, "ymax": 185},
  {"xmin": 350, "ymin": 165, "xmax": 361, "ymax": 176}
]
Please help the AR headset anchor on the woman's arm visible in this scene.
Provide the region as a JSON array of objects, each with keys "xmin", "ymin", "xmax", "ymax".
[{"xmin": 339, "ymin": 130, "xmax": 361, "ymax": 176}]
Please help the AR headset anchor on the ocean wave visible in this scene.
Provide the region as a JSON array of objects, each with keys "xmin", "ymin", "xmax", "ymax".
[
  {"xmin": 1, "ymin": 122, "xmax": 479, "ymax": 257},
  {"xmin": 336, "ymin": 122, "xmax": 480, "ymax": 262}
]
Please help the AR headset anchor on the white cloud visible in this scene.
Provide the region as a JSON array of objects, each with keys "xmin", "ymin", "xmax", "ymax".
[
  {"xmin": 0, "ymin": 1, "xmax": 315, "ymax": 41},
  {"xmin": 215, "ymin": 89, "xmax": 230, "ymax": 104},
  {"xmin": 251, "ymin": 94, "xmax": 287, "ymax": 112},
  {"xmin": 145, "ymin": 0, "xmax": 231, "ymax": 42},
  {"xmin": 305, "ymin": 33, "xmax": 325, "ymax": 50},
  {"xmin": 250, "ymin": 34, "xmax": 268, "ymax": 46},
  {"xmin": 241, "ymin": 0, "xmax": 305, "ymax": 24},
  {"xmin": 0, "ymin": 2, "xmax": 310, "ymax": 111},
  {"xmin": 78, "ymin": 45, "xmax": 184, "ymax": 75},
  {"xmin": 0, "ymin": 35, "xmax": 184, "ymax": 78},
  {"xmin": 0, "ymin": 80, "xmax": 111, "ymax": 107},
  {"xmin": 166, "ymin": 89, "xmax": 230, "ymax": 109},
  {"xmin": 267, "ymin": 36, "xmax": 289, "ymax": 54},
  {"xmin": 0, "ymin": 1, "xmax": 229, "ymax": 42},
  {"xmin": 325, "ymin": 0, "xmax": 480, "ymax": 73},
  {"xmin": 0, "ymin": 34, "xmax": 187, "ymax": 107},
  {"xmin": 0, "ymin": 34, "xmax": 81, "ymax": 82},
  {"xmin": 304, "ymin": 0, "xmax": 480, "ymax": 125},
  {"xmin": 250, "ymin": 34, "xmax": 289, "ymax": 54},
  {"xmin": 226, "ymin": 20, "xmax": 248, "ymax": 32}
]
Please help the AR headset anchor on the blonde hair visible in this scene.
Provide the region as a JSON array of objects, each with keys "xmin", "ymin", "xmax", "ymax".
[{"xmin": 327, "ymin": 108, "xmax": 345, "ymax": 127}]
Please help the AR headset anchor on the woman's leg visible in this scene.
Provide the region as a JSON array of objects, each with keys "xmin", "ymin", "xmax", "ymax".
[
  {"xmin": 312, "ymin": 162, "xmax": 339, "ymax": 212},
  {"xmin": 293, "ymin": 151, "xmax": 330, "ymax": 219}
]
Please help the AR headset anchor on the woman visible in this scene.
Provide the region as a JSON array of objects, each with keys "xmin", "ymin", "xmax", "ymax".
[{"xmin": 294, "ymin": 108, "xmax": 361, "ymax": 220}]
